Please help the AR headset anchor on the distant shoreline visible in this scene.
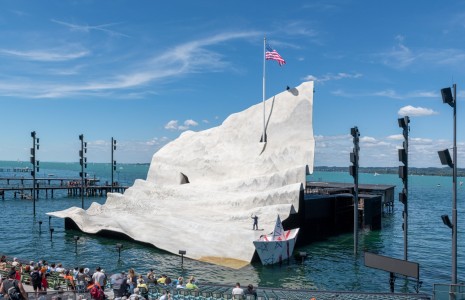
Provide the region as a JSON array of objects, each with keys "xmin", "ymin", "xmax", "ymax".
[{"xmin": 314, "ymin": 166, "xmax": 465, "ymax": 177}]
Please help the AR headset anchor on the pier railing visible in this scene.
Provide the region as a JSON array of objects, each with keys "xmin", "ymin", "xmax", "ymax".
[{"xmin": 0, "ymin": 177, "xmax": 128, "ymax": 200}]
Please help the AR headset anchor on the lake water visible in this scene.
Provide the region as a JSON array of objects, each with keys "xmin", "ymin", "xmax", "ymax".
[{"xmin": 0, "ymin": 161, "xmax": 464, "ymax": 294}]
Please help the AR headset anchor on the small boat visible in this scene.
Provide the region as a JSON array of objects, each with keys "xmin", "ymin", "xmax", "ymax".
[
  {"xmin": 374, "ymin": 172, "xmax": 380, "ymax": 176},
  {"xmin": 20, "ymin": 193, "xmax": 33, "ymax": 200},
  {"xmin": 253, "ymin": 215, "xmax": 299, "ymax": 265}
]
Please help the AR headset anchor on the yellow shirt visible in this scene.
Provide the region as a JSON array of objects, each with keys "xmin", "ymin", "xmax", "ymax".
[
  {"xmin": 186, "ymin": 282, "xmax": 198, "ymax": 289},
  {"xmin": 157, "ymin": 277, "xmax": 166, "ymax": 284}
]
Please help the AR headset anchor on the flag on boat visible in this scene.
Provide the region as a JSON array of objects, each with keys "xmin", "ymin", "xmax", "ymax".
[{"xmin": 265, "ymin": 43, "xmax": 286, "ymax": 66}]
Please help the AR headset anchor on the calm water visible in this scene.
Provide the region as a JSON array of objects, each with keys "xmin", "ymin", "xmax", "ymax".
[{"xmin": 0, "ymin": 161, "xmax": 464, "ymax": 294}]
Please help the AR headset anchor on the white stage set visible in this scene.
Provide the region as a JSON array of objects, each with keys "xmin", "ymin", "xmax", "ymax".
[{"xmin": 49, "ymin": 81, "xmax": 315, "ymax": 268}]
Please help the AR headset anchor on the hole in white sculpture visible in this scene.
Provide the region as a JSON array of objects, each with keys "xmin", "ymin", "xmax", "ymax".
[{"xmin": 180, "ymin": 172, "xmax": 190, "ymax": 184}]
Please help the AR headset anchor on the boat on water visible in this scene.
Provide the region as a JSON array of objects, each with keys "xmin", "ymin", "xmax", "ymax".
[
  {"xmin": 20, "ymin": 193, "xmax": 32, "ymax": 200},
  {"xmin": 253, "ymin": 215, "xmax": 299, "ymax": 265},
  {"xmin": 374, "ymin": 172, "xmax": 380, "ymax": 176}
]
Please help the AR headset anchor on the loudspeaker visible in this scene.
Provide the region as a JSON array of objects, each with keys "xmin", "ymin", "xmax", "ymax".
[
  {"xmin": 441, "ymin": 87, "xmax": 454, "ymax": 106},
  {"xmin": 438, "ymin": 149, "xmax": 453, "ymax": 168}
]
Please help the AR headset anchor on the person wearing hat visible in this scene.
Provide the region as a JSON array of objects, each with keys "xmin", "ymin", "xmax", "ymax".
[{"xmin": 0, "ymin": 269, "xmax": 28, "ymax": 300}]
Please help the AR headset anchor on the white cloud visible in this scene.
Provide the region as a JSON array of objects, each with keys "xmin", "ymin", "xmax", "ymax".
[
  {"xmin": 0, "ymin": 48, "xmax": 89, "ymax": 61},
  {"xmin": 378, "ymin": 36, "xmax": 465, "ymax": 69},
  {"xmin": 360, "ymin": 136, "xmax": 377, "ymax": 143},
  {"xmin": 164, "ymin": 120, "xmax": 178, "ymax": 130},
  {"xmin": 145, "ymin": 137, "xmax": 169, "ymax": 146},
  {"xmin": 0, "ymin": 31, "xmax": 260, "ymax": 99},
  {"xmin": 398, "ymin": 105, "xmax": 438, "ymax": 117},
  {"xmin": 329, "ymin": 89, "xmax": 438, "ymax": 100},
  {"xmin": 303, "ymin": 72, "xmax": 362, "ymax": 83},
  {"xmin": 378, "ymin": 36, "xmax": 415, "ymax": 68},
  {"xmin": 165, "ymin": 119, "xmax": 199, "ymax": 131},
  {"xmin": 51, "ymin": 19, "xmax": 129, "ymax": 37},
  {"xmin": 387, "ymin": 134, "xmax": 404, "ymax": 141},
  {"xmin": 184, "ymin": 119, "xmax": 198, "ymax": 127}
]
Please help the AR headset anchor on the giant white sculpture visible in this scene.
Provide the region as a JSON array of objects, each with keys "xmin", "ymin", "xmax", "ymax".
[{"xmin": 48, "ymin": 81, "xmax": 315, "ymax": 268}]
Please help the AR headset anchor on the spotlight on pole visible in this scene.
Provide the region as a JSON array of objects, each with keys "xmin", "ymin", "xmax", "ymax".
[
  {"xmin": 441, "ymin": 87, "xmax": 454, "ymax": 107},
  {"xmin": 438, "ymin": 149, "xmax": 453, "ymax": 168},
  {"xmin": 441, "ymin": 215, "xmax": 453, "ymax": 229},
  {"xmin": 116, "ymin": 243, "xmax": 123, "ymax": 260}
]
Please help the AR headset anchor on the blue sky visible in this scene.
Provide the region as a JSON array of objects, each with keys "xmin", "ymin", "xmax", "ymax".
[{"xmin": 0, "ymin": 0, "xmax": 464, "ymax": 168}]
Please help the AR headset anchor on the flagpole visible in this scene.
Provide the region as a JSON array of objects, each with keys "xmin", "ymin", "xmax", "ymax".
[{"xmin": 262, "ymin": 35, "xmax": 266, "ymax": 143}]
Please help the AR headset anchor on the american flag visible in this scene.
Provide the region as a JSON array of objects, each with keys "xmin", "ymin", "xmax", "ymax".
[{"xmin": 265, "ymin": 43, "xmax": 286, "ymax": 66}]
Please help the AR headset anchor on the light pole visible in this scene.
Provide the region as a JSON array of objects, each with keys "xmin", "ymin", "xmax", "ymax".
[
  {"xmin": 111, "ymin": 138, "xmax": 117, "ymax": 192},
  {"xmin": 179, "ymin": 250, "xmax": 186, "ymax": 267},
  {"xmin": 398, "ymin": 116, "xmax": 409, "ymax": 261},
  {"xmin": 116, "ymin": 243, "xmax": 123, "ymax": 261},
  {"xmin": 30, "ymin": 131, "xmax": 40, "ymax": 215},
  {"xmin": 438, "ymin": 84, "xmax": 458, "ymax": 284},
  {"xmin": 74, "ymin": 236, "xmax": 80, "ymax": 254},
  {"xmin": 349, "ymin": 126, "xmax": 360, "ymax": 255},
  {"xmin": 79, "ymin": 134, "xmax": 87, "ymax": 209}
]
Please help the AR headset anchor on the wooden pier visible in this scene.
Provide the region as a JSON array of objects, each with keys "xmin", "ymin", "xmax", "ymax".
[{"xmin": 0, "ymin": 177, "xmax": 128, "ymax": 200}]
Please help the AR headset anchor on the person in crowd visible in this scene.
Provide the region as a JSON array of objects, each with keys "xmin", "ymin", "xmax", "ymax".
[
  {"xmin": 176, "ymin": 277, "xmax": 184, "ymax": 289},
  {"xmin": 23, "ymin": 265, "xmax": 31, "ymax": 273},
  {"xmin": 75, "ymin": 267, "xmax": 87, "ymax": 292},
  {"xmin": 111, "ymin": 271, "xmax": 127, "ymax": 299},
  {"xmin": 129, "ymin": 287, "xmax": 145, "ymax": 300},
  {"xmin": 14, "ymin": 266, "xmax": 21, "ymax": 281},
  {"xmin": 55, "ymin": 263, "xmax": 65, "ymax": 273},
  {"xmin": 185, "ymin": 278, "xmax": 198, "ymax": 290},
  {"xmin": 63, "ymin": 270, "xmax": 75, "ymax": 290},
  {"xmin": 49, "ymin": 263, "xmax": 56, "ymax": 273},
  {"xmin": 41, "ymin": 269, "xmax": 49, "ymax": 293},
  {"xmin": 232, "ymin": 282, "xmax": 244, "ymax": 297},
  {"xmin": 92, "ymin": 266, "xmax": 105, "ymax": 287},
  {"xmin": 30, "ymin": 265, "xmax": 43, "ymax": 296},
  {"xmin": 0, "ymin": 269, "xmax": 28, "ymax": 300},
  {"xmin": 73, "ymin": 267, "xmax": 79, "ymax": 278},
  {"xmin": 127, "ymin": 268, "xmax": 136, "ymax": 294},
  {"xmin": 244, "ymin": 284, "xmax": 257, "ymax": 300},
  {"xmin": 136, "ymin": 276, "xmax": 148, "ymax": 299},
  {"xmin": 12, "ymin": 258, "xmax": 20, "ymax": 267},
  {"xmin": 159, "ymin": 289, "xmax": 171, "ymax": 300},
  {"xmin": 164, "ymin": 276, "xmax": 172, "ymax": 286},
  {"xmin": 145, "ymin": 269, "xmax": 155, "ymax": 283},
  {"xmin": 0, "ymin": 256, "xmax": 6, "ymax": 270},
  {"xmin": 156, "ymin": 274, "xmax": 167, "ymax": 285}
]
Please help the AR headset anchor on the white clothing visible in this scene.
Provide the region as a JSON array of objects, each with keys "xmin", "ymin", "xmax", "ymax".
[
  {"xmin": 92, "ymin": 271, "xmax": 106, "ymax": 286},
  {"xmin": 232, "ymin": 287, "xmax": 244, "ymax": 295}
]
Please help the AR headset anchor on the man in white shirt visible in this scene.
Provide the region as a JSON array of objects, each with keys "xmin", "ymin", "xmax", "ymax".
[
  {"xmin": 232, "ymin": 282, "xmax": 244, "ymax": 298},
  {"xmin": 92, "ymin": 266, "xmax": 106, "ymax": 287}
]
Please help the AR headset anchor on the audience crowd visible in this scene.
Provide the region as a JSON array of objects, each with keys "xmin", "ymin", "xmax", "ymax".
[{"xmin": 0, "ymin": 255, "xmax": 258, "ymax": 300}]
